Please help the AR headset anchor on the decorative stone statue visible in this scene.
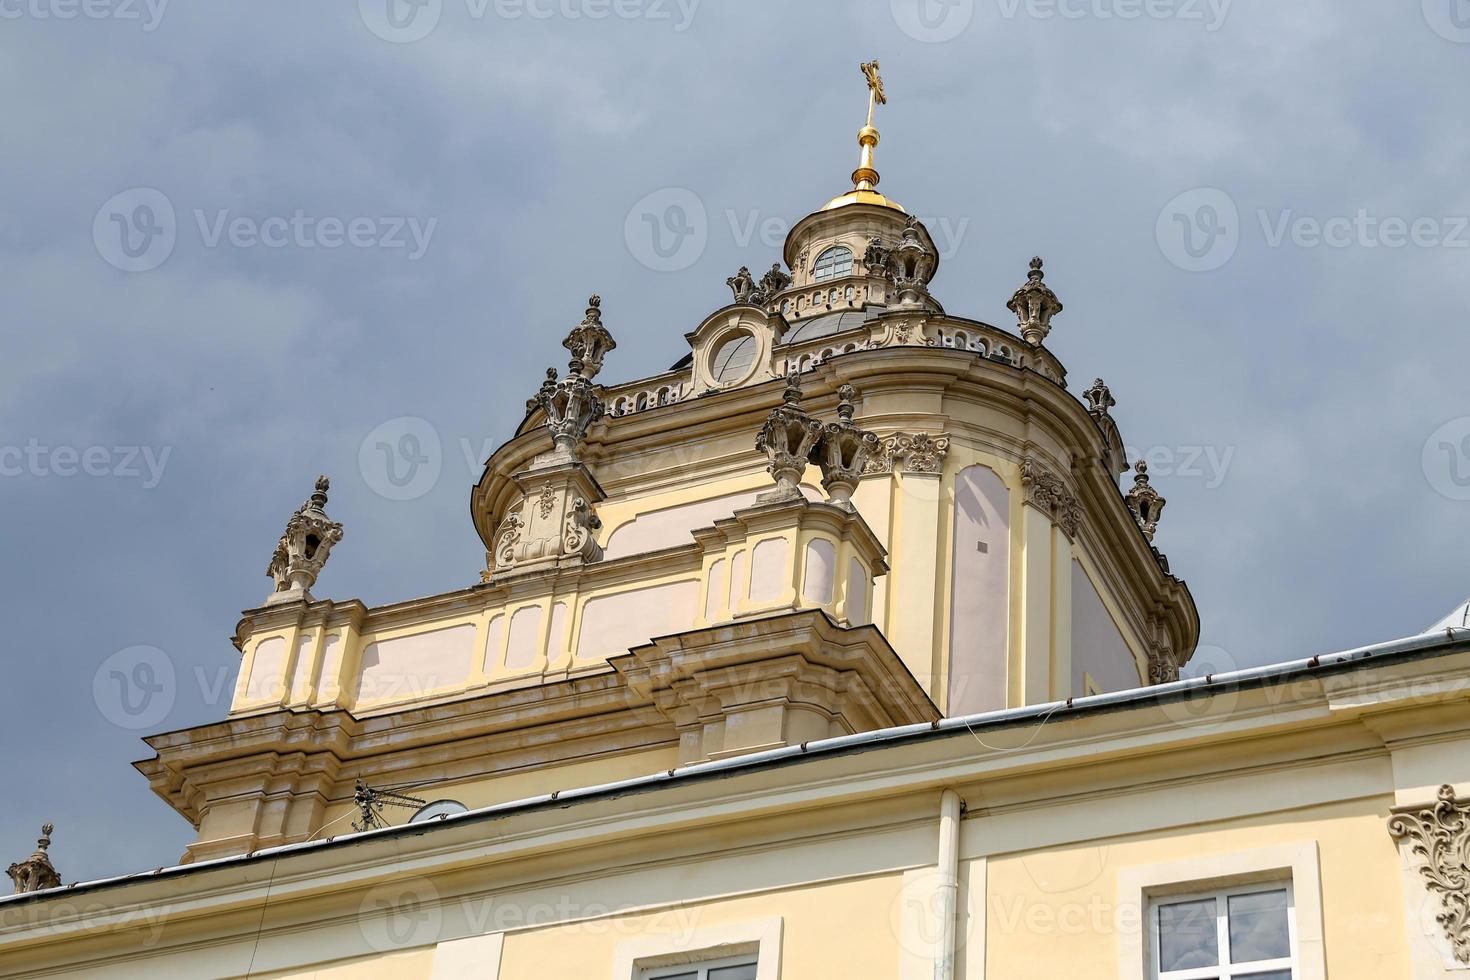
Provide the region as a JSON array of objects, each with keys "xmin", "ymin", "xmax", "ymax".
[
  {"xmin": 265, "ymin": 476, "xmax": 343, "ymax": 605},
  {"xmin": 863, "ymin": 236, "xmax": 891, "ymax": 276},
  {"xmin": 8, "ymin": 824, "xmax": 60, "ymax": 894},
  {"xmin": 527, "ymin": 367, "xmax": 558, "ymax": 416},
  {"xmin": 562, "ymin": 295, "xmax": 616, "ymax": 382},
  {"xmin": 889, "ymin": 217, "xmax": 937, "ymax": 310},
  {"xmin": 755, "ymin": 371, "xmax": 823, "ymax": 503},
  {"xmin": 726, "ymin": 266, "xmax": 759, "ymax": 305},
  {"xmin": 1007, "ymin": 256, "xmax": 1064, "ymax": 346},
  {"xmin": 815, "ymin": 385, "xmax": 879, "ymax": 506},
  {"xmin": 1082, "ymin": 378, "xmax": 1128, "ymax": 476},
  {"xmin": 1125, "ymin": 460, "xmax": 1166, "ymax": 541},
  {"xmin": 758, "ymin": 262, "xmax": 791, "ymax": 301},
  {"xmin": 1083, "ymin": 378, "xmax": 1115, "ymax": 418}
]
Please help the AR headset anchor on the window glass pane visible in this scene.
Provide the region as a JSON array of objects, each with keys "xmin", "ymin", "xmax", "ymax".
[
  {"xmin": 813, "ymin": 246, "xmax": 853, "ymax": 282},
  {"xmin": 712, "ymin": 334, "xmax": 756, "ymax": 382},
  {"xmin": 1236, "ymin": 972, "xmax": 1292, "ymax": 980},
  {"xmin": 647, "ymin": 973, "xmax": 697, "ymax": 980},
  {"xmin": 1228, "ymin": 890, "xmax": 1290, "ymax": 963},
  {"xmin": 1158, "ymin": 898, "xmax": 1219, "ymax": 970},
  {"xmin": 708, "ymin": 965, "xmax": 758, "ymax": 980}
]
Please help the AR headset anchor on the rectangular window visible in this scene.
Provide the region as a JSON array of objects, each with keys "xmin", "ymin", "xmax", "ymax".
[
  {"xmin": 1150, "ymin": 882, "xmax": 1297, "ymax": 979},
  {"xmin": 640, "ymin": 955, "xmax": 759, "ymax": 980}
]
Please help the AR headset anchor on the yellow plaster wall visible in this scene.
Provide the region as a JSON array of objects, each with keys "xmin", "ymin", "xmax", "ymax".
[
  {"xmin": 980, "ymin": 797, "xmax": 1412, "ymax": 979},
  {"xmin": 497, "ymin": 873, "xmax": 904, "ymax": 979}
]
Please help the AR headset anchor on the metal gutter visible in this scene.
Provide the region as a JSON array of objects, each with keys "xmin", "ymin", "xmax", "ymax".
[{"xmin": 5, "ymin": 626, "xmax": 1467, "ymax": 910}]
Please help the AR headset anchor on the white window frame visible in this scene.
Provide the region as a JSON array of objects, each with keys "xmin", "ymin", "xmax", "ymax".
[
  {"xmin": 812, "ymin": 245, "xmax": 853, "ymax": 282},
  {"xmin": 1116, "ymin": 842, "xmax": 1326, "ymax": 980},
  {"xmin": 611, "ymin": 917, "xmax": 781, "ymax": 980},
  {"xmin": 637, "ymin": 952, "xmax": 759, "ymax": 980},
  {"xmin": 1149, "ymin": 880, "xmax": 1297, "ymax": 979}
]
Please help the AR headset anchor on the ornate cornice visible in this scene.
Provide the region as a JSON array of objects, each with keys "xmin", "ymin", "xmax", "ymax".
[{"xmin": 1388, "ymin": 784, "xmax": 1470, "ymax": 963}]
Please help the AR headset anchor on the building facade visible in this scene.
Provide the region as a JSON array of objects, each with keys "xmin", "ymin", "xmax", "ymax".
[{"xmin": 3, "ymin": 65, "xmax": 1468, "ymax": 979}]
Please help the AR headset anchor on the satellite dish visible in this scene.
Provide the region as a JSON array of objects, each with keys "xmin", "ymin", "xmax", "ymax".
[{"xmin": 409, "ymin": 799, "xmax": 469, "ymax": 823}]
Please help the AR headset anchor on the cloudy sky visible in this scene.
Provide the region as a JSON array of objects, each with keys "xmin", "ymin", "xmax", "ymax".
[{"xmin": 2, "ymin": 0, "xmax": 1467, "ymax": 883}]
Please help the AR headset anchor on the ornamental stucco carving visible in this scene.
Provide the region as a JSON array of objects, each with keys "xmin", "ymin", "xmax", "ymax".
[
  {"xmin": 727, "ymin": 266, "xmax": 760, "ymax": 304},
  {"xmin": 1020, "ymin": 455, "xmax": 1082, "ymax": 540},
  {"xmin": 8, "ymin": 824, "xmax": 60, "ymax": 894},
  {"xmin": 562, "ymin": 496, "xmax": 602, "ymax": 560},
  {"xmin": 1007, "ymin": 256, "xmax": 1063, "ymax": 346},
  {"xmin": 864, "ymin": 432, "xmax": 950, "ymax": 475},
  {"xmin": 1388, "ymin": 784, "xmax": 1470, "ymax": 963},
  {"xmin": 759, "ymin": 262, "xmax": 792, "ymax": 301},
  {"xmin": 727, "ymin": 263, "xmax": 792, "ymax": 307},
  {"xmin": 265, "ymin": 476, "xmax": 343, "ymax": 605}
]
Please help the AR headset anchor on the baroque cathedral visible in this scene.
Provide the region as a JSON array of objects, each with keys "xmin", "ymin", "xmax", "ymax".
[{"xmin": 4, "ymin": 64, "xmax": 1469, "ymax": 980}]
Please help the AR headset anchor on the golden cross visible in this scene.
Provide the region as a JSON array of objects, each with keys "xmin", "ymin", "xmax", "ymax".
[{"xmin": 861, "ymin": 60, "xmax": 887, "ymax": 110}]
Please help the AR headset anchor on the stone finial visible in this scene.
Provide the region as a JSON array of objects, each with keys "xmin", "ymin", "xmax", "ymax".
[
  {"xmin": 727, "ymin": 266, "xmax": 759, "ymax": 305},
  {"xmin": 562, "ymin": 295, "xmax": 616, "ymax": 382},
  {"xmin": 759, "ymin": 262, "xmax": 792, "ymax": 301},
  {"xmin": 8, "ymin": 824, "xmax": 60, "ymax": 894},
  {"xmin": 816, "ymin": 385, "xmax": 880, "ymax": 506},
  {"xmin": 1125, "ymin": 460, "xmax": 1166, "ymax": 541},
  {"xmin": 536, "ymin": 372, "xmax": 604, "ymax": 460},
  {"xmin": 1007, "ymin": 256, "xmax": 1064, "ymax": 346},
  {"xmin": 1083, "ymin": 378, "xmax": 1115, "ymax": 417},
  {"xmin": 527, "ymin": 367, "xmax": 558, "ymax": 416},
  {"xmin": 889, "ymin": 216, "xmax": 937, "ymax": 310},
  {"xmin": 755, "ymin": 370, "xmax": 823, "ymax": 503},
  {"xmin": 265, "ymin": 476, "xmax": 344, "ymax": 605}
]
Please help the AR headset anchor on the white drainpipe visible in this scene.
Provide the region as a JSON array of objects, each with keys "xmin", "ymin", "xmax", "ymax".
[{"xmin": 934, "ymin": 788, "xmax": 963, "ymax": 980}]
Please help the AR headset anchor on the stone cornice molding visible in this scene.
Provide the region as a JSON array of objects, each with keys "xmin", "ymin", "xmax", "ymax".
[{"xmin": 141, "ymin": 610, "xmax": 929, "ymax": 854}]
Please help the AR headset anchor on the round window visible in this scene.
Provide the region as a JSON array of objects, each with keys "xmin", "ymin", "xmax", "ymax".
[{"xmin": 710, "ymin": 331, "xmax": 758, "ymax": 384}]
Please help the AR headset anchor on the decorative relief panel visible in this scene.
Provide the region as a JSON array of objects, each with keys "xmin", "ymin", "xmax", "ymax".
[{"xmin": 1388, "ymin": 784, "xmax": 1470, "ymax": 964}]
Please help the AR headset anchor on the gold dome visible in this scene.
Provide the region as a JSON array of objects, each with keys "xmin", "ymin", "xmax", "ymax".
[{"xmin": 820, "ymin": 189, "xmax": 907, "ymax": 213}]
